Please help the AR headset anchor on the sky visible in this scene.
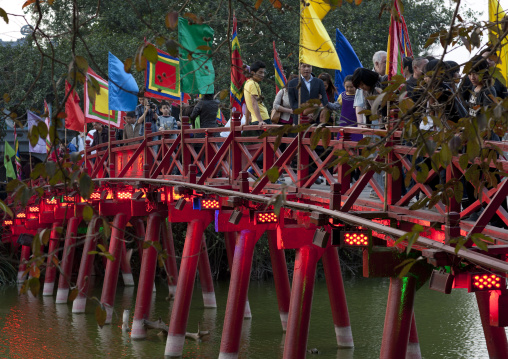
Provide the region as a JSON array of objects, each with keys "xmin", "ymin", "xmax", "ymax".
[{"xmin": 1, "ymin": 0, "xmax": 508, "ymax": 63}]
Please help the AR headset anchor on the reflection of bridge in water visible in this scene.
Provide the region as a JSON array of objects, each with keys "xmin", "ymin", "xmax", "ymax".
[{"xmin": 6, "ymin": 112, "xmax": 508, "ymax": 358}]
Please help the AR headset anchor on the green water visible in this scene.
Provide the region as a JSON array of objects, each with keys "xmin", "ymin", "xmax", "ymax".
[{"xmin": 0, "ymin": 277, "xmax": 503, "ymax": 358}]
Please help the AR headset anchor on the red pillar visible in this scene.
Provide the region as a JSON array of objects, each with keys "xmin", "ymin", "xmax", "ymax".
[
  {"xmin": 322, "ymin": 246, "xmax": 354, "ymax": 348},
  {"xmin": 198, "ymin": 234, "xmax": 216, "ymax": 308},
  {"xmin": 132, "ymin": 213, "xmax": 161, "ymax": 339},
  {"xmin": 476, "ymin": 291, "xmax": 508, "ymax": 358},
  {"xmin": 224, "ymin": 231, "xmax": 251, "ymax": 318},
  {"xmin": 55, "ymin": 217, "xmax": 80, "ymax": 303},
  {"xmin": 161, "ymin": 220, "xmax": 178, "ymax": 296},
  {"xmin": 283, "ymin": 245, "xmax": 322, "ymax": 359},
  {"xmin": 379, "ymin": 276, "xmax": 417, "ymax": 359},
  {"xmin": 219, "ymin": 229, "xmax": 260, "ymax": 358},
  {"xmin": 43, "ymin": 222, "xmax": 61, "ymax": 296},
  {"xmin": 17, "ymin": 245, "xmax": 31, "ymax": 283},
  {"xmin": 406, "ymin": 313, "xmax": 422, "ymax": 359},
  {"xmin": 100, "ymin": 213, "xmax": 130, "ymax": 323},
  {"xmin": 165, "ymin": 216, "xmax": 211, "ymax": 357},
  {"xmin": 267, "ymin": 230, "xmax": 291, "ymax": 331},
  {"xmin": 72, "ymin": 216, "xmax": 101, "ymax": 313}
]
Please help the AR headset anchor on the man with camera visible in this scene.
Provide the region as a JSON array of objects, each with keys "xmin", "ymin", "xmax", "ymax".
[{"xmin": 135, "ymin": 91, "xmax": 159, "ymax": 136}]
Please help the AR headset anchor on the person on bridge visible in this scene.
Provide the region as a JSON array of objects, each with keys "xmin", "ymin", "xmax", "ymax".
[
  {"xmin": 287, "ymin": 62, "xmax": 329, "ymax": 124},
  {"xmin": 123, "ymin": 111, "xmax": 143, "ymax": 141},
  {"xmin": 190, "ymin": 94, "xmax": 219, "ymax": 137},
  {"xmin": 136, "ymin": 92, "xmax": 159, "ymax": 136},
  {"xmin": 244, "ymin": 61, "xmax": 271, "ymax": 127}
]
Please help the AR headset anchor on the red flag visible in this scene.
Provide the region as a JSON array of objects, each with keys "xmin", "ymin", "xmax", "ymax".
[{"xmin": 65, "ymin": 81, "xmax": 85, "ymax": 132}]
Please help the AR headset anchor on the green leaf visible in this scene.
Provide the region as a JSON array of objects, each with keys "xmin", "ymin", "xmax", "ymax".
[
  {"xmin": 102, "ymin": 218, "xmax": 111, "ymax": 239},
  {"xmin": 83, "ymin": 205, "xmax": 93, "ymax": 222},
  {"xmin": 68, "ymin": 288, "xmax": 79, "ymax": 302},
  {"xmin": 97, "ymin": 244, "xmax": 106, "ymax": 253},
  {"xmin": 273, "ymin": 193, "xmax": 283, "ymax": 216},
  {"xmin": 165, "ymin": 11, "xmax": 179, "ymax": 30},
  {"xmin": 79, "ymin": 173, "xmax": 94, "ymax": 199},
  {"xmin": 0, "ymin": 8, "xmax": 8, "ymax": 24},
  {"xmin": 123, "ymin": 57, "xmax": 132, "ymax": 73},
  {"xmin": 391, "ymin": 166, "xmax": 400, "ymax": 181},
  {"xmin": 266, "ymin": 166, "xmax": 280, "ymax": 183},
  {"xmin": 143, "ymin": 44, "xmax": 159, "ymax": 64},
  {"xmin": 440, "ymin": 143, "xmax": 451, "ymax": 165},
  {"xmin": 467, "ymin": 139, "xmax": 480, "ymax": 160},
  {"xmin": 416, "ymin": 162, "xmax": 429, "ymax": 183},
  {"xmin": 142, "ymin": 241, "xmax": 152, "ymax": 249},
  {"xmin": 95, "ymin": 304, "xmax": 107, "ymax": 328},
  {"xmin": 28, "ymin": 277, "xmax": 40, "ymax": 297},
  {"xmin": 470, "ymin": 236, "xmax": 488, "ymax": 252},
  {"xmin": 29, "ymin": 125, "xmax": 40, "ymax": 148},
  {"xmin": 459, "ymin": 154, "xmax": 469, "ymax": 170},
  {"xmin": 310, "ymin": 127, "xmax": 322, "ymax": 150},
  {"xmin": 40, "ymin": 229, "xmax": 50, "ymax": 246},
  {"xmin": 75, "ymin": 56, "xmax": 88, "ymax": 73},
  {"xmin": 0, "ymin": 199, "xmax": 13, "ymax": 218},
  {"xmin": 321, "ymin": 128, "xmax": 331, "ymax": 148}
]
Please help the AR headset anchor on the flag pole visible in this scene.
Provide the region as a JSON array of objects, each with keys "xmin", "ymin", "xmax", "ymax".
[
  {"xmin": 83, "ymin": 121, "xmax": 87, "ymax": 173},
  {"xmin": 108, "ymin": 111, "xmax": 111, "ymax": 175}
]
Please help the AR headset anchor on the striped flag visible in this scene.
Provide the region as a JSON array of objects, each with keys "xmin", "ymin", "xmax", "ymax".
[
  {"xmin": 386, "ymin": 0, "xmax": 413, "ymax": 80},
  {"xmin": 84, "ymin": 67, "xmax": 124, "ymax": 128},
  {"xmin": 230, "ymin": 14, "xmax": 246, "ymax": 115},
  {"xmin": 216, "ymin": 108, "xmax": 226, "ymax": 125},
  {"xmin": 14, "ymin": 126, "xmax": 21, "ymax": 180},
  {"xmin": 273, "ymin": 41, "xmax": 287, "ymax": 93}
]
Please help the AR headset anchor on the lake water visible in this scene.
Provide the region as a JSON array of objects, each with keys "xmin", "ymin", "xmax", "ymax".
[{"xmin": 0, "ymin": 276, "xmax": 503, "ymax": 358}]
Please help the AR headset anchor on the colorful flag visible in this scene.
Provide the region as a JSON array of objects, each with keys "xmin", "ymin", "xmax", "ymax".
[
  {"xmin": 27, "ymin": 111, "xmax": 47, "ymax": 154},
  {"xmin": 178, "ymin": 17, "xmax": 215, "ymax": 95},
  {"xmin": 14, "ymin": 126, "xmax": 21, "ymax": 180},
  {"xmin": 4, "ymin": 140, "xmax": 15, "ymax": 180},
  {"xmin": 145, "ymin": 47, "xmax": 182, "ymax": 101},
  {"xmin": 300, "ymin": 1, "xmax": 341, "ymax": 70},
  {"xmin": 64, "ymin": 81, "xmax": 85, "ymax": 132},
  {"xmin": 216, "ymin": 108, "xmax": 226, "ymax": 125},
  {"xmin": 84, "ymin": 68, "xmax": 124, "ymax": 129},
  {"xmin": 386, "ymin": 0, "xmax": 413, "ymax": 80},
  {"xmin": 108, "ymin": 52, "xmax": 138, "ymax": 111},
  {"xmin": 273, "ymin": 41, "xmax": 287, "ymax": 93},
  {"xmin": 334, "ymin": 29, "xmax": 363, "ymax": 94},
  {"xmin": 489, "ymin": 0, "xmax": 508, "ymax": 84},
  {"xmin": 230, "ymin": 15, "xmax": 246, "ymax": 114}
]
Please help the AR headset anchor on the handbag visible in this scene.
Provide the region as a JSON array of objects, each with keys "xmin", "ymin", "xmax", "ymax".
[
  {"xmin": 270, "ymin": 89, "xmax": 285, "ymax": 124},
  {"xmin": 270, "ymin": 108, "xmax": 281, "ymax": 123}
]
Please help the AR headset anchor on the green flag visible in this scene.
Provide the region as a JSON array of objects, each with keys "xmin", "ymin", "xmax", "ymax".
[
  {"xmin": 4, "ymin": 141, "xmax": 15, "ymax": 179},
  {"xmin": 178, "ymin": 17, "xmax": 215, "ymax": 95}
]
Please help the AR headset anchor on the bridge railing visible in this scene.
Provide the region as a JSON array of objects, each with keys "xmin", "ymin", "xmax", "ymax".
[{"xmin": 80, "ymin": 112, "xmax": 508, "ymax": 240}]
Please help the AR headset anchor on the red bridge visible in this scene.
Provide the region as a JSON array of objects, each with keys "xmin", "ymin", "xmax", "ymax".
[{"xmin": 5, "ymin": 112, "xmax": 508, "ymax": 358}]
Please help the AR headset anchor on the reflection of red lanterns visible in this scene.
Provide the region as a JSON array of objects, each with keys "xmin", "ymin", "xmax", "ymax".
[
  {"xmin": 16, "ymin": 213, "xmax": 26, "ymax": 219},
  {"xmin": 469, "ymin": 273, "xmax": 505, "ymax": 292},
  {"xmin": 28, "ymin": 206, "xmax": 40, "ymax": 213},
  {"xmin": 4, "ymin": 220, "xmax": 13, "ymax": 226},
  {"xmin": 45, "ymin": 198, "xmax": 58, "ymax": 205}
]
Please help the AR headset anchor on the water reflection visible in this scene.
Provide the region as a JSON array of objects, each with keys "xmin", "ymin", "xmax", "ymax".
[{"xmin": 0, "ymin": 277, "xmax": 507, "ymax": 358}]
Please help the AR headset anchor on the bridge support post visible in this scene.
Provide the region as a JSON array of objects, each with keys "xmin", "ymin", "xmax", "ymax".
[
  {"xmin": 219, "ymin": 229, "xmax": 260, "ymax": 359},
  {"xmin": 379, "ymin": 276, "xmax": 416, "ymax": 359},
  {"xmin": 43, "ymin": 222, "xmax": 61, "ymax": 295},
  {"xmin": 73, "ymin": 216, "xmax": 101, "ymax": 313},
  {"xmin": 17, "ymin": 245, "xmax": 31, "ymax": 283},
  {"xmin": 407, "ymin": 313, "xmax": 422, "ymax": 359},
  {"xmin": 100, "ymin": 213, "xmax": 130, "ymax": 323},
  {"xmin": 322, "ymin": 246, "xmax": 354, "ymax": 348},
  {"xmin": 476, "ymin": 291, "xmax": 508, "ymax": 358},
  {"xmin": 267, "ymin": 230, "xmax": 290, "ymax": 331},
  {"xmin": 55, "ymin": 217, "xmax": 80, "ymax": 303},
  {"xmin": 283, "ymin": 244, "xmax": 323, "ymax": 359},
  {"xmin": 161, "ymin": 220, "xmax": 178, "ymax": 296},
  {"xmin": 165, "ymin": 216, "xmax": 211, "ymax": 357},
  {"xmin": 198, "ymin": 234, "xmax": 216, "ymax": 308},
  {"xmin": 225, "ymin": 231, "xmax": 251, "ymax": 318},
  {"xmin": 132, "ymin": 213, "xmax": 161, "ymax": 340}
]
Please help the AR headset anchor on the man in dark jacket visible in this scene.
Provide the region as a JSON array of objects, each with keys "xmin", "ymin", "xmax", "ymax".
[
  {"xmin": 287, "ymin": 63, "xmax": 328, "ymax": 124},
  {"xmin": 92, "ymin": 122, "xmax": 108, "ymax": 146},
  {"xmin": 190, "ymin": 94, "xmax": 219, "ymax": 137}
]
